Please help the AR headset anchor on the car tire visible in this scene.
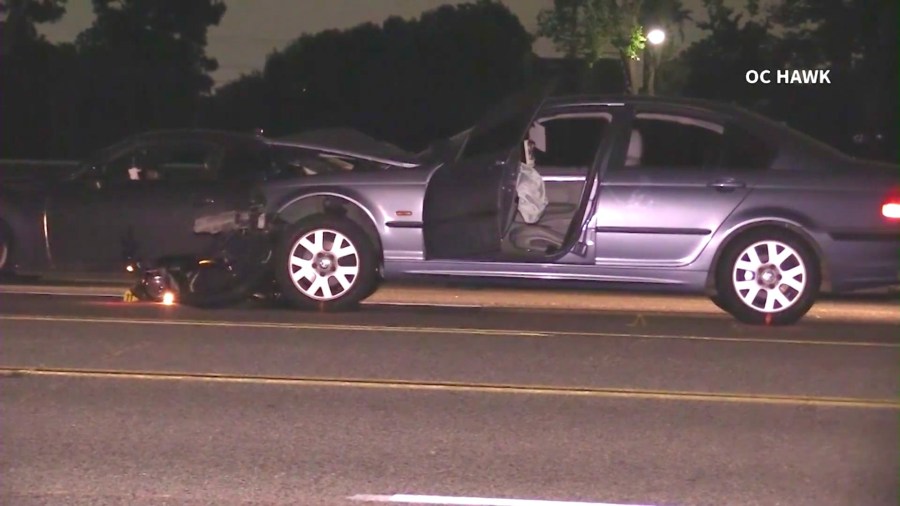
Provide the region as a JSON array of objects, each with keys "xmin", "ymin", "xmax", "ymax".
[
  {"xmin": 179, "ymin": 232, "xmax": 276, "ymax": 309},
  {"xmin": 715, "ymin": 229, "xmax": 820, "ymax": 326},
  {"xmin": 709, "ymin": 293, "xmax": 729, "ymax": 313},
  {"xmin": 179, "ymin": 262, "xmax": 273, "ymax": 309},
  {"xmin": 274, "ymin": 214, "xmax": 378, "ymax": 311}
]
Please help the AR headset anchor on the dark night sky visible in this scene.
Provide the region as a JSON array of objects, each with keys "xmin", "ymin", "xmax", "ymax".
[{"xmin": 40, "ymin": 0, "xmax": 739, "ymax": 86}]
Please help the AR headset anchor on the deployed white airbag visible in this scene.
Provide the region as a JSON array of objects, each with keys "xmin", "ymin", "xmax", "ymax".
[{"xmin": 516, "ymin": 162, "xmax": 548, "ymax": 224}]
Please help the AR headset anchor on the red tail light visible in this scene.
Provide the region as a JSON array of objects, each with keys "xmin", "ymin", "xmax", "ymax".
[{"xmin": 883, "ymin": 198, "xmax": 900, "ymax": 219}]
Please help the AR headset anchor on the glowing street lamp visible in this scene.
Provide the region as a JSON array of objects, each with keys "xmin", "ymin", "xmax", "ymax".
[{"xmin": 644, "ymin": 28, "xmax": 667, "ymax": 96}]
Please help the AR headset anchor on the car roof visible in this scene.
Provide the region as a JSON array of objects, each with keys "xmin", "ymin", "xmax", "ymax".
[
  {"xmin": 125, "ymin": 128, "xmax": 265, "ymax": 146},
  {"xmin": 544, "ymin": 94, "xmax": 756, "ymax": 116}
]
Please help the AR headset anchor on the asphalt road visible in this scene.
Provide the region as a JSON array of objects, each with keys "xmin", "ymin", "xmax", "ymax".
[{"xmin": 1, "ymin": 293, "xmax": 897, "ymax": 506}]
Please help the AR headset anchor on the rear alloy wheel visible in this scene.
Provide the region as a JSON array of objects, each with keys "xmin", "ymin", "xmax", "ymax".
[
  {"xmin": 274, "ymin": 215, "xmax": 378, "ymax": 311},
  {"xmin": 715, "ymin": 229, "xmax": 820, "ymax": 325}
]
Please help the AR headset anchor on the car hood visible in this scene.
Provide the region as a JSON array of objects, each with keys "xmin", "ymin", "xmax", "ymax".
[{"xmin": 274, "ymin": 129, "xmax": 420, "ymax": 167}]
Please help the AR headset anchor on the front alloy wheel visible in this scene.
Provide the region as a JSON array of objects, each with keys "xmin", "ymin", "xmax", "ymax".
[
  {"xmin": 274, "ymin": 215, "xmax": 377, "ymax": 311},
  {"xmin": 288, "ymin": 228, "xmax": 360, "ymax": 301},
  {"xmin": 715, "ymin": 229, "xmax": 820, "ymax": 325}
]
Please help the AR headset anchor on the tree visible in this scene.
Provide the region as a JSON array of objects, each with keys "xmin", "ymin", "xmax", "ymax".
[
  {"xmin": 769, "ymin": 0, "xmax": 897, "ymax": 158},
  {"xmin": 770, "ymin": 0, "xmax": 890, "ymax": 71},
  {"xmin": 200, "ymin": 71, "xmax": 268, "ymax": 133},
  {"xmin": 674, "ymin": 0, "xmax": 897, "ymax": 161},
  {"xmin": 0, "ymin": 0, "xmax": 73, "ymax": 157},
  {"xmin": 536, "ymin": 0, "xmax": 689, "ymax": 94},
  {"xmin": 252, "ymin": 0, "xmax": 534, "ymax": 149},
  {"xmin": 0, "ymin": 0, "xmax": 66, "ymax": 54},
  {"xmin": 677, "ymin": 0, "xmax": 778, "ymax": 106},
  {"xmin": 72, "ymin": 0, "xmax": 226, "ymax": 149}
]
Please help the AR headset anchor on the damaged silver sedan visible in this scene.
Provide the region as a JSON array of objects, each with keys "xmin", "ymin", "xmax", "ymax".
[{"xmin": 166, "ymin": 89, "xmax": 899, "ymax": 325}]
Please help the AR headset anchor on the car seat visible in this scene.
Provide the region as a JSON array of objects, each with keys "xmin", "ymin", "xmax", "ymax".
[{"xmin": 507, "ymin": 215, "xmax": 569, "ymax": 253}]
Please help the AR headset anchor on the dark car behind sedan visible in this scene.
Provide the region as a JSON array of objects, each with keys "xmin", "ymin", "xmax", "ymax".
[{"xmin": 0, "ymin": 129, "xmax": 417, "ymax": 275}]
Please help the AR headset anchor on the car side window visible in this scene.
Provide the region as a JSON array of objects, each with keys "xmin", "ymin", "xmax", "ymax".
[
  {"xmin": 152, "ymin": 142, "xmax": 223, "ymax": 182},
  {"xmin": 623, "ymin": 114, "xmax": 725, "ymax": 170},
  {"xmin": 622, "ymin": 113, "xmax": 775, "ymax": 171},
  {"xmin": 220, "ymin": 144, "xmax": 273, "ymax": 181},
  {"xmin": 528, "ymin": 114, "xmax": 611, "ymax": 168},
  {"xmin": 721, "ymin": 123, "xmax": 778, "ymax": 169},
  {"xmin": 102, "ymin": 141, "xmax": 222, "ymax": 183},
  {"xmin": 101, "ymin": 144, "xmax": 154, "ymax": 183}
]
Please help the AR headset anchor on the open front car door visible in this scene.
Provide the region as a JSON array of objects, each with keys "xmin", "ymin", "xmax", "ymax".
[{"xmin": 422, "ymin": 84, "xmax": 549, "ymax": 260}]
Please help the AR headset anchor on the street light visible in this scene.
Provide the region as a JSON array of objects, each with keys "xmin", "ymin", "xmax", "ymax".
[
  {"xmin": 644, "ymin": 28, "xmax": 666, "ymax": 96},
  {"xmin": 647, "ymin": 28, "xmax": 666, "ymax": 46}
]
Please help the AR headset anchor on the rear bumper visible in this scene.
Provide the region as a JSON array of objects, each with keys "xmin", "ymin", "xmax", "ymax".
[{"xmin": 823, "ymin": 235, "xmax": 900, "ymax": 292}]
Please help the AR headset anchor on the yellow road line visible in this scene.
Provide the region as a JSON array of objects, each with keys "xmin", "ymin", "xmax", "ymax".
[
  {"xmin": 0, "ymin": 314, "xmax": 897, "ymax": 348},
  {"xmin": 2, "ymin": 366, "xmax": 896, "ymax": 410}
]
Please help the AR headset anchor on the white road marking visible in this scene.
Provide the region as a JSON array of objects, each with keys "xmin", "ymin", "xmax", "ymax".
[
  {"xmin": 348, "ymin": 494, "xmax": 656, "ymax": 506},
  {"xmin": 364, "ymin": 301, "xmax": 480, "ymax": 309}
]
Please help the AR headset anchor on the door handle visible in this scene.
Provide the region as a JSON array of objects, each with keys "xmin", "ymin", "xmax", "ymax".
[{"xmin": 707, "ymin": 179, "xmax": 746, "ymax": 192}]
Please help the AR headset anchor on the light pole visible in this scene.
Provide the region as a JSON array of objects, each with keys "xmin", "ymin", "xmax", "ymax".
[{"xmin": 645, "ymin": 28, "xmax": 666, "ymax": 96}]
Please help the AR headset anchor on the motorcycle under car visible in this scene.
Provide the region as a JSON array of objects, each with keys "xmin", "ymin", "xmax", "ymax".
[{"xmin": 127, "ymin": 208, "xmax": 282, "ymax": 308}]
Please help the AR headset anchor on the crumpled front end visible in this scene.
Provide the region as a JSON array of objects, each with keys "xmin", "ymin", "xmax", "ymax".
[{"xmin": 126, "ymin": 206, "xmax": 279, "ymax": 307}]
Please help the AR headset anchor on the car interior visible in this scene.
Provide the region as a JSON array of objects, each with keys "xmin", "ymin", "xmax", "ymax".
[
  {"xmin": 102, "ymin": 143, "xmax": 223, "ymax": 183},
  {"xmin": 500, "ymin": 112, "xmax": 612, "ymax": 257},
  {"xmin": 624, "ymin": 113, "xmax": 726, "ymax": 169}
]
